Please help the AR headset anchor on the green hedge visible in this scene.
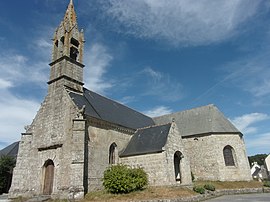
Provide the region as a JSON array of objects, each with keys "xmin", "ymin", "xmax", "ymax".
[{"xmin": 103, "ymin": 164, "xmax": 148, "ymax": 194}]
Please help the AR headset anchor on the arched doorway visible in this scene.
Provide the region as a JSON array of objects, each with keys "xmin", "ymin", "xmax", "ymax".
[
  {"xmin": 174, "ymin": 151, "xmax": 183, "ymax": 182},
  {"xmin": 43, "ymin": 159, "xmax": 54, "ymax": 195}
]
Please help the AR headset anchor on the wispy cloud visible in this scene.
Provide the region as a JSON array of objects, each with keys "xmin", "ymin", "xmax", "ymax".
[
  {"xmin": 0, "ymin": 89, "xmax": 40, "ymax": 149},
  {"xmin": 0, "ymin": 52, "xmax": 49, "ymax": 88},
  {"xmin": 144, "ymin": 106, "xmax": 173, "ymax": 117},
  {"xmin": 118, "ymin": 96, "xmax": 136, "ymax": 105},
  {"xmin": 100, "ymin": 0, "xmax": 263, "ymax": 46},
  {"xmin": 84, "ymin": 43, "xmax": 114, "ymax": 94},
  {"xmin": 141, "ymin": 67, "xmax": 184, "ymax": 102},
  {"xmin": 0, "ymin": 33, "xmax": 52, "ymax": 149},
  {"xmin": 230, "ymin": 113, "xmax": 269, "ymax": 134},
  {"xmin": 0, "ymin": 78, "xmax": 13, "ymax": 89},
  {"xmin": 246, "ymin": 132, "xmax": 270, "ymax": 151}
]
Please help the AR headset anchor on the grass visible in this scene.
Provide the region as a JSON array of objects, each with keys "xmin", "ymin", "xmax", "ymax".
[
  {"xmin": 83, "ymin": 181, "xmax": 264, "ymax": 201},
  {"xmin": 83, "ymin": 186, "xmax": 196, "ymax": 202}
]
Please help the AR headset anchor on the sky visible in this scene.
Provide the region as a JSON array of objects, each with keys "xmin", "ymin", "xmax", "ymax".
[{"xmin": 0, "ymin": 0, "xmax": 270, "ymax": 156}]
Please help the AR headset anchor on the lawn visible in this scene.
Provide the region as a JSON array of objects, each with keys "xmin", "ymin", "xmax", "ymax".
[{"xmin": 83, "ymin": 181, "xmax": 263, "ymax": 202}]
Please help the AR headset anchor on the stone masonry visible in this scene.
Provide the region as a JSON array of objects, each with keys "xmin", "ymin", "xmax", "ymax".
[{"xmin": 183, "ymin": 134, "xmax": 252, "ymax": 181}]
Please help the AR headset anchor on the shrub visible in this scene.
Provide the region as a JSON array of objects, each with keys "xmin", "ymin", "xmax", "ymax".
[
  {"xmin": 204, "ymin": 184, "xmax": 215, "ymax": 191},
  {"xmin": 193, "ymin": 185, "xmax": 205, "ymax": 194},
  {"xmin": 263, "ymin": 181, "xmax": 270, "ymax": 187},
  {"xmin": 103, "ymin": 164, "xmax": 148, "ymax": 194}
]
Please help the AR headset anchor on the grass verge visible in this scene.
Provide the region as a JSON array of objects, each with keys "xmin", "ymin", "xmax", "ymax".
[
  {"xmin": 83, "ymin": 181, "xmax": 263, "ymax": 201},
  {"xmin": 83, "ymin": 186, "xmax": 195, "ymax": 202}
]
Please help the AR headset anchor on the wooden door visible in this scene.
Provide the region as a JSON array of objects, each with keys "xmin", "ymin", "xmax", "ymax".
[{"xmin": 43, "ymin": 160, "xmax": 54, "ymax": 195}]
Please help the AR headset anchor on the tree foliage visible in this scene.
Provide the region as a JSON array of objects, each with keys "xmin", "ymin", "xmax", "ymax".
[
  {"xmin": 103, "ymin": 164, "xmax": 148, "ymax": 194},
  {"xmin": 0, "ymin": 155, "xmax": 16, "ymax": 194},
  {"xmin": 248, "ymin": 154, "xmax": 267, "ymax": 167}
]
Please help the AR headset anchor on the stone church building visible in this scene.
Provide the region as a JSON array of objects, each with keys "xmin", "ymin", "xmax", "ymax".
[{"xmin": 9, "ymin": 1, "xmax": 251, "ymax": 199}]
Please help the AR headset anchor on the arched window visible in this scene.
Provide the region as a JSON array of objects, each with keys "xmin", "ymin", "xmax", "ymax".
[
  {"xmin": 223, "ymin": 145, "xmax": 235, "ymax": 166},
  {"xmin": 109, "ymin": 143, "xmax": 117, "ymax": 165},
  {"xmin": 174, "ymin": 151, "xmax": 183, "ymax": 182},
  {"xmin": 43, "ymin": 159, "xmax": 55, "ymax": 195}
]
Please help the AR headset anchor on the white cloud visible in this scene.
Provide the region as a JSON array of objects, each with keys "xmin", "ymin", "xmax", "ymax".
[
  {"xmin": 144, "ymin": 106, "xmax": 173, "ymax": 117},
  {"xmin": 84, "ymin": 43, "xmax": 114, "ymax": 94},
  {"xmin": 0, "ymin": 89, "xmax": 40, "ymax": 149},
  {"xmin": 101, "ymin": 0, "xmax": 262, "ymax": 46},
  {"xmin": 230, "ymin": 113, "xmax": 269, "ymax": 134},
  {"xmin": 0, "ymin": 78, "xmax": 13, "ymax": 89},
  {"xmin": 0, "ymin": 52, "xmax": 49, "ymax": 88},
  {"xmin": 35, "ymin": 38, "xmax": 51, "ymax": 49}
]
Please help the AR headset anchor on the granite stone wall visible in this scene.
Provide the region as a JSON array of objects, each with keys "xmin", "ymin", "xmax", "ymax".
[
  {"xmin": 87, "ymin": 119, "xmax": 133, "ymax": 191},
  {"xmin": 182, "ymin": 134, "xmax": 252, "ymax": 181},
  {"xmin": 9, "ymin": 84, "xmax": 85, "ymax": 199}
]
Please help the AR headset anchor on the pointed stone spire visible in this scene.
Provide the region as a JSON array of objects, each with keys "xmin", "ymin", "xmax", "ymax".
[{"xmin": 63, "ymin": 0, "xmax": 77, "ymax": 32}]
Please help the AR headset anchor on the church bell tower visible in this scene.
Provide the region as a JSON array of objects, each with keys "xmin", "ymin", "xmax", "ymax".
[{"xmin": 48, "ymin": 0, "xmax": 85, "ymax": 93}]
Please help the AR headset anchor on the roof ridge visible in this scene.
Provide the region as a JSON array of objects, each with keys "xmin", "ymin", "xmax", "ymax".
[
  {"xmin": 137, "ymin": 122, "xmax": 172, "ymax": 131},
  {"xmin": 154, "ymin": 104, "xmax": 215, "ymax": 118}
]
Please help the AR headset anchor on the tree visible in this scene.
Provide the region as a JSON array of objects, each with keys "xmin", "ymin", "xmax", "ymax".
[
  {"xmin": 248, "ymin": 154, "xmax": 267, "ymax": 167},
  {"xmin": 0, "ymin": 155, "xmax": 16, "ymax": 194}
]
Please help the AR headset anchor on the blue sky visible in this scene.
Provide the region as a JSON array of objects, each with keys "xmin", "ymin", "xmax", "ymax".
[{"xmin": 0, "ymin": 0, "xmax": 270, "ymax": 156}]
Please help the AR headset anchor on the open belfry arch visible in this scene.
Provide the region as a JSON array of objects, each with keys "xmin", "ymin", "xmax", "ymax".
[{"xmin": 9, "ymin": 0, "xmax": 251, "ymax": 200}]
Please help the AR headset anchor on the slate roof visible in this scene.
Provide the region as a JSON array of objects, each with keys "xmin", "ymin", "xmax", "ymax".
[
  {"xmin": 0, "ymin": 141, "xmax": 19, "ymax": 158},
  {"xmin": 120, "ymin": 123, "xmax": 171, "ymax": 157},
  {"xmin": 153, "ymin": 104, "xmax": 240, "ymax": 137},
  {"xmin": 69, "ymin": 88, "xmax": 155, "ymax": 129}
]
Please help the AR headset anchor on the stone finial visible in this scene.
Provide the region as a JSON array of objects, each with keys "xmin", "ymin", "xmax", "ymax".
[
  {"xmin": 24, "ymin": 125, "xmax": 31, "ymax": 131},
  {"xmin": 77, "ymin": 105, "xmax": 86, "ymax": 118}
]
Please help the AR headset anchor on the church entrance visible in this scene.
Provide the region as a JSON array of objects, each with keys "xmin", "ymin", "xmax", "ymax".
[
  {"xmin": 43, "ymin": 159, "xmax": 54, "ymax": 195},
  {"xmin": 174, "ymin": 151, "xmax": 182, "ymax": 183}
]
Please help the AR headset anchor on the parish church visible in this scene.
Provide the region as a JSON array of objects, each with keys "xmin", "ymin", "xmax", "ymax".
[{"xmin": 9, "ymin": 1, "xmax": 251, "ymax": 199}]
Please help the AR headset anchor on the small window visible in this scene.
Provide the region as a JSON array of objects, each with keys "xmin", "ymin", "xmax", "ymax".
[
  {"xmin": 109, "ymin": 143, "xmax": 117, "ymax": 165},
  {"xmin": 223, "ymin": 145, "xmax": 235, "ymax": 166},
  {"xmin": 71, "ymin": 37, "xmax": 79, "ymax": 47}
]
